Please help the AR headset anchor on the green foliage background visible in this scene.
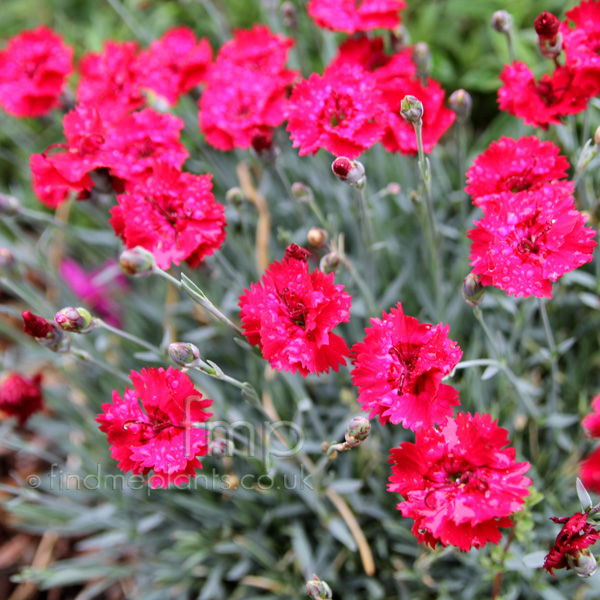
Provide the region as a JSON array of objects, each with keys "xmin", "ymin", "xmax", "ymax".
[{"xmin": 2, "ymin": 1, "xmax": 600, "ymax": 599}]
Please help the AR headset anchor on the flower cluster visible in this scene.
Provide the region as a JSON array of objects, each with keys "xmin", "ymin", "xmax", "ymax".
[
  {"xmin": 239, "ymin": 245, "xmax": 352, "ymax": 376},
  {"xmin": 0, "ymin": 26, "xmax": 73, "ymax": 117},
  {"xmin": 351, "ymin": 303, "xmax": 462, "ymax": 430},
  {"xmin": 287, "ymin": 35, "xmax": 454, "ymax": 157},
  {"xmin": 96, "ymin": 367, "xmax": 212, "ymax": 488},
  {"xmin": 199, "ymin": 25, "xmax": 298, "ymax": 151},
  {"xmin": 498, "ymin": 4, "xmax": 600, "ymax": 128},
  {"xmin": 388, "ymin": 412, "xmax": 531, "ymax": 551},
  {"xmin": 0, "ymin": 372, "xmax": 44, "ymax": 426},
  {"xmin": 467, "ymin": 137, "xmax": 596, "ymax": 298}
]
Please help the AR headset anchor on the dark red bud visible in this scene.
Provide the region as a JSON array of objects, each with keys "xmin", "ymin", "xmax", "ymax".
[
  {"xmin": 284, "ymin": 243, "xmax": 310, "ymax": 263},
  {"xmin": 332, "ymin": 157, "xmax": 353, "ymax": 179},
  {"xmin": 22, "ymin": 310, "xmax": 54, "ymax": 338},
  {"xmin": 534, "ymin": 12, "xmax": 560, "ymax": 40}
]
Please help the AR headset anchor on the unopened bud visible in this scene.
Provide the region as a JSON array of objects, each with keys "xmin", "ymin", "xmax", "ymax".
[
  {"xmin": 119, "ymin": 247, "xmax": 155, "ymax": 277},
  {"xmin": 345, "ymin": 416, "xmax": 371, "ymax": 448},
  {"xmin": 386, "ymin": 182, "xmax": 402, "ymax": 195},
  {"xmin": 226, "ymin": 187, "xmax": 244, "ymax": 206},
  {"xmin": 0, "ymin": 247, "xmax": 15, "ymax": 269},
  {"xmin": 412, "ymin": 42, "xmax": 432, "ymax": 78},
  {"xmin": 251, "ymin": 130, "xmax": 277, "ymax": 161},
  {"xmin": 281, "ymin": 1, "xmax": 297, "ymax": 28},
  {"xmin": 538, "ymin": 32, "xmax": 563, "ymax": 59},
  {"xmin": 463, "ymin": 273, "xmax": 485, "ymax": 307},
  {"xmin": 332, "ymin": 157, "xmax": 366, "ymax": 187},
  {"xmin": 448, "ymin": 89, "xmax": 472, "ymax": 123},
  {"xmin": 22, "ymin": 310, "xmax": 69, "ymax": 352},
  {"xmin": 284, "ymin": 243, "xmax": 310, "ymax": 263},
  {"xmin": 307, "ymin": 227, "xmax": 328, "ymax": 249},
  {"xmin": 391, "ymin": 24, "xmax": 411, "ymax": 52},
  {"xmin": 534, "ymin": 11, "xmax": 560, "ymax": 40},
  {"xmin": 491, "ymin": 10, "xmax": 513, "ymax": 34},
  {"xmin": 291, "ymin": 182, "xmax": 314, "ymax": 205},
  {"xmin": 595, "ymin": 126, "xmax": 600, "ymax": 147},
  {"xmin": 209, "ymin": 438, "xmax": 233, "ymax": 458},
  {"xmin": 0, "ymin": 192, "xmax": 20, "ymax": 216},
  {"xmin": 168, "ymin": 342, "xmax": 201, "ymax": 367},
  {"xmin": 320, "ymin": 251, "xmax": 340, "ymax": 274},
  {"xmin": 567, "ymin": 547, "xmax": 598, "ymax": 578},
  {"xmin": 55, "ymin": 307, "xmax": 94, "ymax": 333},
  {"xmin": 400, "ymin": 95, "xmax": 424, "ymax": 124},
  {"xmin": 576, "ymin": 139, "xmax": 598, "ymax": 174},
  {"xmin": 306, "ymin": 575, "xmax": 333, "ymax": 600}
]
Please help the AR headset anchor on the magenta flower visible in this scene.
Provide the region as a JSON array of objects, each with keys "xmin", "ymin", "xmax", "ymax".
[
  {"xmin": 239, "ymin": 246, "xmax": 352, "ymax": 376},
  {"xmin": 0, "ymin": 372, "xmax": 44, "ymax": 426},
  {"xmin": 388, "ymin": 412, "xmax": 531, "ymax": 551},
  {"xmin": 96, "ymin": 367, "xmax": 212, "ymax": 488},
  {"xmin": 351, "ymin": 303, "xmax": 462, "ymax": 430}
]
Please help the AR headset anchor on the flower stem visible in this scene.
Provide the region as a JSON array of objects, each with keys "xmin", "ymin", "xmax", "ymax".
[
  {"xmin": 343, "ymin": 256, "xmax": 377, "ymax": 317},
  {"xmin": 356, "ymin": 182, "xmax": 374, "ymax": 250},
  {"xmin": 94, "ymin": 318, "xmax": 163, "ymax": 356},
  {"xmin": 504, "ymin": 31, "xmax": 515, "ymax": 63},
  {"xmin": 539, "ymin": 297, "xmax": 560, "ymax": 410},
  {"xmin": 70, "ymin": 348, "xmax": 130, "ymax": 383}
]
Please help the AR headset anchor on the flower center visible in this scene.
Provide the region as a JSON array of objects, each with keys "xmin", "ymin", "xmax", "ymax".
[
  {"xmin": 123, "ymin": 417, "xmax": 185, "ymax": 442},
  {"xmin": 323, "ymin": 92, "xmax": 353, "ymax": 127},
  {"xmin": 280, "ymin": 287, "xmax": 306, "ymax": 328},
  {"xmin": 388, "ymin": 342, "xmax": 421, "ymax": 392},
  {"xmin": 516, "ymin": 216, "xmax": 554, "ymax": 255}
]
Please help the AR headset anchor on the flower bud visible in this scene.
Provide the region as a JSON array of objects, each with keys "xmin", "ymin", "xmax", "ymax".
[
  {"xmin": 307, "ymin": 227, "xmax": 328, "ymax": 249},
  {"xmin": 412, "ymin": 42, "xmax": 432, "ymax": 78},
  {"xmin": 291, "ymin": 182, "xmax": 314, "ymax": 205},
  {"xmin": 567, "ymin": 547, "xmax": 597, "ymax": 578},
  {"xmin": 491, "ymin": 10, "xmax": 513, "ymax": 34},
  {"xmin": 22, "ymin": 310, "xmax": 70, "ymax": 352},
  {"xmin": 332, "ymin": 157, "xmax": 366, "ymax": 187},
  {"xmin": 400, "ymin": 95, "xmax": 424, "ymax": 124},
  {"xmin": 386, "ymin": 182, "xmax": 402, "ymax": 195},
  {"xmin": 576, "ymin": 139, "xmax": 598, "ymax": 175},
  {"xmin": 251, "ymin": 130, "xmax": 277, "ymax": 161},
  {"xmin": 306, "ymin": 575, "xmax": 333, "ymax": 600},
  {"xmin": 391, "ymin": 24, "xmax": 411, "ymax": 51},
  {"xmin": 345, "ymin": 416, "xmax": 371, "ymax": 448},
  {"xmin": 284, "ymin": 243, "xmax": 310, "ymax": 263},
  {"xmin": 320, "ymin": 251, "xmax": 340, "ymax": 274},
  {"xmin": 281, "ymin": 1, "xmax": 298, "ymax": 28},
  {"xmin": 537, "ymin": 32, "xmax": 563, "ymax": 59},
  {"xmin": 209, "ymin": 438, "xmax": 233, "ymax": 458},
  {"xmin": 462, "ymin": 273, "xmax": 485, "ymax": 307},
  {"xmin": 534, "ymin": 11, "xmax": 560, "ymax": 40},
  {"xmin": 55, "ymin": 307, "xmax": 95, "ymax": 333},
  {"xmin": 119, "ymin": 247, "xmax": 155, "ymax": 277},
  {"xmin": 226, "ymin": 187, "xmax": 245, "ymax": 207},
  {"xmin": 594, "ymin": 126, "xmax": 600, "ymax": 147},
  {"xmin": 0, "ymin": 192, "xmax": 20, "ymax": 216},
  {"xmin": 0, "ymin": 247, "xmax": 15, "ymax": 270},
  {"xmin": 448, "ymin": 89, "xmax": 472, "ymax": 123},
  {"xmin": 168, "ymin": 342, "xmax": 201, "ymax": 367}
]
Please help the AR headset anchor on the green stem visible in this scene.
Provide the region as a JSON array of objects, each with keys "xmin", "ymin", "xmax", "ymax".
[
  {"xmin": 473, "ymin": 306, "xmax": 500, "ymax": 357},
  {"xmin": 539, "ymin": 298, "xmax": 559, "ymax": 411},
  {"xmin": 343, "ymin": 257, "xmax": 377, "ymax": 318},
  {"xmin": 70, "ymin": 348, "xmax": 130, "ymax": 383},
  {"xmin": 356, "ymin": 183, "xmax": 374, "ymax": 250},
  {"xmin": 505, "ymin": 31, "xmax": 515, "ymax": 63},
  {"xmin": 94, "ymin": 318, "xmax": 163, "ymax": 356}
]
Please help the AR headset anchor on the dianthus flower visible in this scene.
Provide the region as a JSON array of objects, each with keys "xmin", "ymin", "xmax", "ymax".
[
  {"xmin": 109, "ymin": 162, "xmax": 226, "ymax": 269},
  {"xmin": 498, "ymin": 61, "xmax": 595, "ymax": 129},
  {"xmin": 77, "ymin": 41, "xmax": 145, "ymax": 122},
  {"xmin": 380, "ymin": 76, "xmax": 455, "ymax": 155},
  {"xmin": 308, "ymin": 0, "xmax": 406, "ymax": 34},
  {"xmin": 96, "ymin": 367, "xmax": 212, "ymax": 488},
  {"xmin": 465, "ymin": 137, "xmax": 571, "ymax": 204},
  {"xmin": 59, "ymin": 259, "xmax": 128, "ymax": 327},
  {"xmin": 0, "ymin": 26, "xmax": 73, "ymax": 117},
  {"xmin": 22, "ymin": 310, "xmax": 67, "ymax": 352},
  {"xmin": 351, "ymin": 303, "xmax": 462, "ymax": 430},
  {"xmin": 584, "ymin": 394, "xmax": 600, "ymax": 435},
  {"xmin": 562, "ymin": 1, "xmax": 600, "ymax": 93},
  {"xmin": 388, "ymin": 412, "xmax": 531, "ymax": 551},
  {"xmin": 467, "ymin": 183, "xmax": 597, "ymax": 298},
  {"xmin": 331, "ymin": 36, "xmax": 416, "ymax": 81},
  {"xmin": 30, "ymin": 104, "xmax": 187, "ymax": 207},
  {"xmin": 136, "ymin": 27, "xmax": 212, "ymax": 105},
  {"xmin": 238, "ymin": 246, "xmax": 352, "ymax": 376},
  {"xmin": 543, "ymin": 512, "xmax": 600, "ymax": 576},
  {"xmin": 0, "ymin": 372, "xmax": 44, "ymax": 426},
  {"xmin": 199, "ymin": 25, "xmax": 297, "ymax": 151},
  {"xmin": 581, "ymin": 448, "xmax": 600, "ymax": 493},
  {"xmin": 287, "ymin": 63, "xmax": 386, "ymax": 158}
]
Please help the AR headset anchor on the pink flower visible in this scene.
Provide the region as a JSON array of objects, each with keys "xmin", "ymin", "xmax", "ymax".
[
  {"xmin": 239, "ymin": 246, "xmax": 352, "ymax": 376},
  {"xmin": 498, "ymin": 61, "xmax": 595, "ymax": 129},
  {"xmin": 468, "ymin": 183, "xmax": 597, "ymax": 298},
  {"xmin": 308, "ymin": 0, "xmax": 406, "ymax": 34},
  {"xmin": 583, "ymin": 395, "xmax": 600, "ymax": 438},
  {"xmin": 388, "ymin": 412, "xmax": 531, "ymax": 551},
  {"xmin": 286, "ymin": 63, "xmax": 386, "ymax": 158},
  {"xmin": 0, "ymin": 26, "xmax": 73, "ymax": 117},
  {"xmin": 199, "ymin": 25, "xmax": 297, "ymax": 151},
  {"xmin": 380, "ymin": 76, "xmax": 455, "ymax": 155},
  {"xmin": 543, "ymin": 512, "xmax": 600, "ymax": 576},
  {"xmin": 77, "ymin": 41, "xmax": 145, "ymax": 122},
  {"xmin": 109, "ymin": 162, "xmax": 226, "ymax": 269},
  {"xmin": 581, "ymin": 447, "xmax": 600, "ymax": 493},
  {"xmin": 465, "ymin": 137, "xmax": 571, "ymax": 204},
  {"xmin": 136, "ymin": 26, "xmax": 212, "ymax": 105},
  {"xmin": 30, "ymin": 104, "xmax": 187, "ymax": 207},
  {"xmin": 59, "ymin": 259, "xmax": 128, "ymax": 327},
  {"xmin": 351, "ymin": 303, "xmax": 462, "ymax": 430},
  {"xmin": 96, "ymin": 367, "xmax": 212, "ymax": 488},
  {"xmin": 0, "ymin": 373, "xmax": 44, "ymax": 426}
]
